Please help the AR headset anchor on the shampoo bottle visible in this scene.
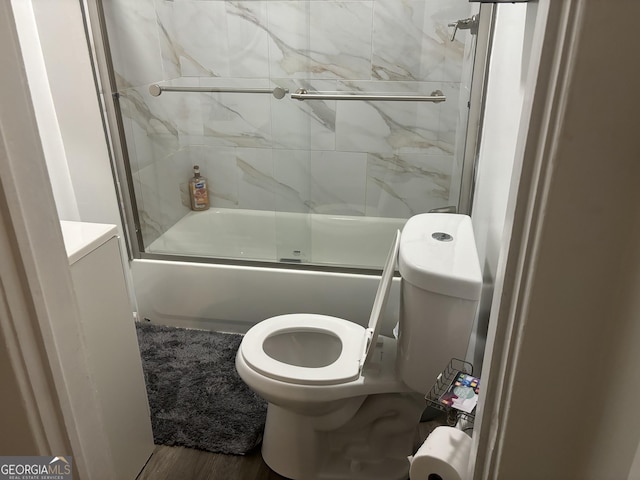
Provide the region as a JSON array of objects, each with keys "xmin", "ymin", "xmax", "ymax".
[{"xmin": 189, "ymin": 165, "xmax": 210, "ymax": 211}]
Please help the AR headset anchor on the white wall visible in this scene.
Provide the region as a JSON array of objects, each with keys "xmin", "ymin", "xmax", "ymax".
[
  {"xmin": 13, "ymin": 0, "xmax": 123, "ymax": 230},
  {"xmin": 11, "ymin": 0, "xmax": 80, "ymax": 221},
  {"xmin": 30, "ymin": 0, "xmax": 122, "ymax": 227},
  {"xmin": 467, "ymin": 4, "xmax": 527, "ymax": 373}
]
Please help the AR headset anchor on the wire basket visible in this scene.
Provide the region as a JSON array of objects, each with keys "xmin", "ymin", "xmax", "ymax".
[{"xmin": 425, "ymin": 358, "xmax": 477, "ymax": 428}]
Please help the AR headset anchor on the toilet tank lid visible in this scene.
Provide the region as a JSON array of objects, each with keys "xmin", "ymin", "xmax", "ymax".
[{"xmin": 399, "ymin": 214, "xmax": 482, "ymax": 301}]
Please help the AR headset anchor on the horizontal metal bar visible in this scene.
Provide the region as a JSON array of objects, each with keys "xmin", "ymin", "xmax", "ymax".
[
  {"xmin": 149, "ymin": 84, "xmax": 288, "ymax": 99},
  {"xmin": 290, "ymin": 89, "xmax": 446, "ymax": 102}
]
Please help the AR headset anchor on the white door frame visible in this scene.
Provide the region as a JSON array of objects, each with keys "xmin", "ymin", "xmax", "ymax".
[
  {"xmin": 470, "ymin": 0, "xmax": 577, "ymax": 476},
  {"xmin": 0, "ymin": 3, "xmax": 114, "ymax": 478},
  {"xmin": 472, "ymin": 0, "xmax": 640, "ymax": 478}
]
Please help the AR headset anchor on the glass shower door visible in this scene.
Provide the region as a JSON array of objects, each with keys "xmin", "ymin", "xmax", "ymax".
[{"xmin": 100, "ymin": 0, "xmax": 480, "ymax": 269}]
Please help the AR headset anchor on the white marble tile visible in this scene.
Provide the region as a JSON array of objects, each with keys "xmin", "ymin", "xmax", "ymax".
[
  {"xmin": 198, "ymin": 78, "xmax": 273, "ymax": 148},
  {"xmin": 155, "ymin": 1, "xmax": 215, "ymax": 77},
  {"xmin": 372, "ymin": 0, "xmax": 471, "ymax": 83},
  {"xmin": 310, "ymin": 151, "xmax": 367, "ymax": 215},
  {"xmin": 267, "ymin": 1, "xmax": 373, "ymax": 80},
  {"xmin": 123, "ymin": 117, "xmax": 155, "ymax": 174},
  {"xmin": 116, "ymin": 94, "xmax": 147, "ymax": 172},
  {"xmin": 436, "ymin": 82, "xmax": 462, "ymax": 155},
  {"xmin": 118, "ymin": 86, "xmax": 181, "ymax": 170},
  {"xmin": 155, "ymin": 1, "xmax": 181, "ymax": 81},
  {"xmin": 308, "ymin": 1, "xmax": 373, "ymax": 80},
  {"xmin": 335, "ymin": 81, "xmax": 450, "ymax": 155},
  {"xmin": 372, "ymin": 0, "xmax": 444, "ymax": 82},
  {"xmin": 105, "ymin": 0, "xmax": 476, "ymax": 246},
  {"xmin": 453, "ymin": 28, "xmax": 477, "ymax": 170},
  {"xmin": 271, "ymin": 79, "xmax": 337, "ymax": 151},
  {"xmin": 102, "ymin": 0, "xmax": 165, "ymax": 89},
  {"xmin": 365, "ymin": 152, "xmax": 453, "ymax": 218},
  {"xmin": 197, "ymin": 146, "xmax": 312, "ymax": 213},
  {"xmin": 438, "ymin": 0, "xmax": 476, "ymax": 83},
  {"xmin": 181, "ymin": 145, "xmax": 240, "ymax": 208},
  {"xmin": 235, "ymin": 148, "xmax": 276, "ymax": 211},
  {"xmin": 135, "ymin": 153, "xmax": 191, "ymax": 247},
  {"xmin": 120, "ymin": 79, "xmax": 197, "ymax": 135},
  {"xmin": 265, "ymin": 1, "xmax": 310, "ymax": 78},
  {"xmin": 162, "ymin": 1, "xmax": 270, "ymax": 78},
  {"xmin": 273, "ymin": 149, "xmax": 312, "ymax": 214}
]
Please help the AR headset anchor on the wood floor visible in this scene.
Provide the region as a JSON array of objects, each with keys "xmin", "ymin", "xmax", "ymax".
[
  {"xmin": 136, "ymin": 417, "xmax": 449, "ymax": 480},
  {"xmin": 136, "ymin": 445, "xmax": 289, "ymax": 480}
]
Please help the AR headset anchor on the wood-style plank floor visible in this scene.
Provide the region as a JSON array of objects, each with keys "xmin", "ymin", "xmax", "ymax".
[
  {"xmin": 137, "ymin": 417, "xmax": 448, "ymax": 479},
  {"xmin": 137, "ymin": 445, "xmax": 289, "ymax": 480}
]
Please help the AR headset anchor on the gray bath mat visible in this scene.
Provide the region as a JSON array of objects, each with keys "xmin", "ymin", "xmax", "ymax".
[{"xmin": 135, "ymin": 322, "xmax": 267, "ymax": 455}]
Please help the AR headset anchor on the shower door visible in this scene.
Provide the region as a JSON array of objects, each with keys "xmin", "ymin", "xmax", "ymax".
[{"xmin": 98, "ymin": 0, "xmax": 483, "ymax": 270}]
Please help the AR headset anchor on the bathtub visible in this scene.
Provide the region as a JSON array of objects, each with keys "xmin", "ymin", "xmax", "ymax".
[
  {"xmin": 147, "ymin": 208, "xmax": 406, "ymax": 268},
  {"xmin": 133, "ymin": 208, "xmax": 405, "ymax": 335}
]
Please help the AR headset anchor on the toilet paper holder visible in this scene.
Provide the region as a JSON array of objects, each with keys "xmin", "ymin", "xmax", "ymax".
[{"xmin": 425, "ymin": 358, "xmax": 479, "ymax": 430}]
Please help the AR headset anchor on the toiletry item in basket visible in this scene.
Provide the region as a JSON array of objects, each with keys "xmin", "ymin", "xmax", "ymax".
[
  {"xmin": 438, "ymin": 371, "xmax": 480, "ymax": 413},
  {"xmin": 189, "ymin": 165, "xmax": 210, "ymax": 211}
]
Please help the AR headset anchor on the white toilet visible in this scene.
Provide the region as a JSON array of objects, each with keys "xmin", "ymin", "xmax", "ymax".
[{"xmin": 236, "ymin": 213, "xmax": 482, "ymax": 480}]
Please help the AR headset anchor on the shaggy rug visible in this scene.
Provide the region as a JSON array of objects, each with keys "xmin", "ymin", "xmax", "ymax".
[{"xmin": 135, "ymin": 322, "xmax": 267, "ymax": 455}]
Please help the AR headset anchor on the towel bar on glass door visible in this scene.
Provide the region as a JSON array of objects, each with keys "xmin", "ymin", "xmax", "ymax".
[
  {"xmin": 290, "ymin": 89, "xmax": 446, "ymax": 102},
  {"xmin": 148, "ymin": 84, "xmax": 288, "ymax": 99}
]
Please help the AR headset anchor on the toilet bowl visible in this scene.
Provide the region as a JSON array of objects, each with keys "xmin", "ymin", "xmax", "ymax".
[
  {"xmin": 236, "ymin": 214, "xmax": 482, "ymax": 480},
  {"xmin": 240, "ymin": 314, "xmax": 367, "ymax": 386}
]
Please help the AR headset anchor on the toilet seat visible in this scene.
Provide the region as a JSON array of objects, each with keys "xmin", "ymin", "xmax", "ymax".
[
  {"xmin": 240, "ymin": 314, "xmax": 367, "ymax": 385},
  {"xmin": 239, "ymin": 231, "xmax": 401, "ymax": 387}
]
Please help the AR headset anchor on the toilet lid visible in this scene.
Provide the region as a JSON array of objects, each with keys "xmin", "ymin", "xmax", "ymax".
[{"xmin": 361, "ymin": 230, "xmax": 401, "ymax": 367}]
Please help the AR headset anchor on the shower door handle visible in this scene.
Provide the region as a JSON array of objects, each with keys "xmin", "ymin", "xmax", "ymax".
[
  {"xmin": 290, "ymin": 89, "xmax": 446, "ymax": 103},
  {"xmin": 148, "ymin": 84, "xmax": 288, "ymax": 99}
]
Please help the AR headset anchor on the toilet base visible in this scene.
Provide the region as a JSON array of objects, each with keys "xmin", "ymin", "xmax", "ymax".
[{"xmin": 261, "ymin": 393, "xmax": 424, "ymax": 480}]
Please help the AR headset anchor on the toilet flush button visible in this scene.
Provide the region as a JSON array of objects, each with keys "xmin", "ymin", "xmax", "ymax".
[{"xmin": 432, "ymin": 232, "xmax": 453, "ymax": 242}]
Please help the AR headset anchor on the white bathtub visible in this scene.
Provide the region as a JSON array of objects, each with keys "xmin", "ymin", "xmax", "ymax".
[
  {"xmin": 148, "ymin": 208, "xmax": 406, "ymax": 268},
  {"xmin": 133, "ymin": 208, "xmax": 406, "ymax": 334}
]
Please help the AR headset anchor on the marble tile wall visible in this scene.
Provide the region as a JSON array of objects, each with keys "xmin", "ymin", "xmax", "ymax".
[{"xmin": 103, "ymin": 0, "xmax": 474, "ymax": 246}]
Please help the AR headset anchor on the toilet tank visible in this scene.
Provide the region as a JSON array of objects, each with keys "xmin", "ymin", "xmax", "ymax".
[{"xmin": 397, "ymin": 214, "xmax": 482, "ymax": 394}]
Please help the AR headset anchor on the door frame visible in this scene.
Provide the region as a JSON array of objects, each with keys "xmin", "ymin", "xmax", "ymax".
[{"xmin": 0, "ymin": 2, "xmax": 115, "ymax": 477}]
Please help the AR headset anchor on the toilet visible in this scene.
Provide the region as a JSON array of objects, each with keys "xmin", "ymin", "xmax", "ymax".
[{"xmin": 236, "ymin": 213, "xmax": 482, "ymax": 480}]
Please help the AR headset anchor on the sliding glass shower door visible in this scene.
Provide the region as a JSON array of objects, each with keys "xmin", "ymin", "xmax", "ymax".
[{"xmin": 99, "ymin": 0, "xmax": 481, "ymax": 269}]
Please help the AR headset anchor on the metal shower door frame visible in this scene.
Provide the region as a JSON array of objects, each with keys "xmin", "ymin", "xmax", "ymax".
[{"xmin": 80, "ymin": 0, "xmax": 496, "ymax": 269}]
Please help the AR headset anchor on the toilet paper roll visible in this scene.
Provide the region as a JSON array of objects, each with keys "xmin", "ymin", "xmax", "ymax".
[{"xmin": 409, "ymin": 426, "xmax": 472, "ymax": 480}]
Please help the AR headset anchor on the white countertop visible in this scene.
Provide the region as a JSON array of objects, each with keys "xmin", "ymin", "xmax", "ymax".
[{"xmin": 60, "ymin": 221, "xmax": 118, "ymax": 265}]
